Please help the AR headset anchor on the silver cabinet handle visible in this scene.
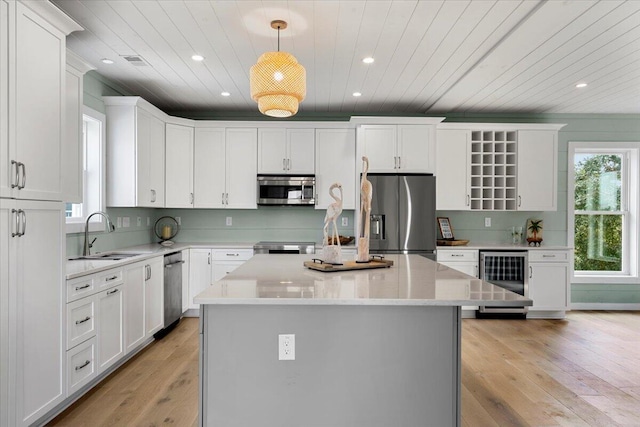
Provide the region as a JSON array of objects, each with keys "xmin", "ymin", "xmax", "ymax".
[
  {"xmin": 151, "ymin": 189, "xmax": 156, "ymax": 203},
  {"xmin": 105, "ymin": 275, "xmax": 118, "ymax": 281},
  {"xmin": 75, "ymin": 284, "xmax": 90, "ymax": 291},
  {"xmin": 518, "ymin": 195, "xmax": 522, "ymax": 207},
  {"xmin": 190, "ymin": 192, "xmax": 194, "ymax": 205},
  {"xmin": 226, "ymin": 253, "xmax": 239, "ymax": 257},
  {"xmin": 393, "ymin": 156, "xmax": 397, "ymax": 169},
  {"xmin": 208, "ymin": 252, "xmax": 211, "ymax": 265},
  {"xmin": 466, "ymin": 195, "xmax": 470, "ymax": 206},
  {"xmin": 75, "ymin": 360, "xmax": 91, "ymax": 371},
  {"xmin": 19, "ymin": 162, "xmax": 26, "ymax": 189},
  {"xmin": 451, "ymin": 254, "xmax": 464, "ymax": 257},
  {"xmin": 10, "ymin": 160, "xmax": 19, "ymax": 188},
  {"xmin": 475, "ymin": 265, "xmax": 478, "ymax": 278},
  {"xmin": 398, "ymin": 156, "xmax": 401, "ymax": 169},
  {"xmin": 542, "ymin": 254, "xmax": 556, "ymax": 258},
  {"xmin": 144, "ymin": 265, "xmax": 150, "ymax": 280},
  {"xmin": 283, "ymin": 158, "xmax": 286, "ymax": 170},
  {"xmin": 529, "ymin": 266, "xmax": 533, "ymax": 279},
  {"xmin": 11, "ymin": 209, "xmax": 20, "ymax": 237},
  {"xmin": 287, "ymin": 158, "xmax": 291, "ymax": 170},
  {"xmin": 225, "ymin": 193, "xmax": 229, "ymax": 205},
  {"xmin": 222, "ymin": 192, "xmax": 225, "ymax": 205},
  {"xmin": 20, "ymin": 210, "xmax": 26, "ymax": 235},
  {"xmin": 75, "ymin": 316, "xmax": 91, "ymax": 325},
  {"xmin": 106, "ymin": 288, "xmax": 119, "ymax": 295}
]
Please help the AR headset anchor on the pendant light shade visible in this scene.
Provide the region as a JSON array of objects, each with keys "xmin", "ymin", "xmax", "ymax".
[{"xmin": 250, "ymin": 21, "xmax": 306, "ymax": 118}]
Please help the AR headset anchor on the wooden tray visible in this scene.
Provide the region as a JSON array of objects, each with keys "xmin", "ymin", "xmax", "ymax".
[
  {"xmin": 437, "ymin": 239, "xmax": 470, "ymax": 246},
  {"xmin": 304, "ymin": 258, "xmax": 393, "ymax": 272}
]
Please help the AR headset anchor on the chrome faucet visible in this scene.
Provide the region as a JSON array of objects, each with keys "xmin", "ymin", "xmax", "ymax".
[{"xmin": 83, "ymin": 211, "xmax": 116, "ymax": 256}]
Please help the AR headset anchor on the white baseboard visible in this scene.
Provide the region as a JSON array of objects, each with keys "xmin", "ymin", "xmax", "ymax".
[{"xmin": 571, "ymin": 303, "xmax": 640, "ymax": 311}]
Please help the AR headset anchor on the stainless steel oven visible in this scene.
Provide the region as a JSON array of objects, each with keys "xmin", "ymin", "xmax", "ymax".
[
  {"xmin": 479, "ymin": 251, "xmax": 528, "ymax": 315},
  {"xmin": 257, "ymin": 175, "xmax": 316, "ymax": 206}
]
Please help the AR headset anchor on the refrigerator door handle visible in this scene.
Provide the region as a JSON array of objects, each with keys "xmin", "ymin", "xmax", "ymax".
[{"xmin": 370, "ymin": 214, "xmax": 384, "ymax": 240}]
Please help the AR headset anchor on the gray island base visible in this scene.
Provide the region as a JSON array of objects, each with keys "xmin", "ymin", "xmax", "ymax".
[{"xmin": 195, "ymin": 254, "xmax": 531, "ymax": 427}]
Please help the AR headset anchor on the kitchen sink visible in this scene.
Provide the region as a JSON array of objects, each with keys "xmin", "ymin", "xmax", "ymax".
[{"xmin": 69, "ymin": 252, "xmax": 146, "ymax": 261}]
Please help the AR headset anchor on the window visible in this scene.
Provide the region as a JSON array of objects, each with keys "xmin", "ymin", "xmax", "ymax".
[
  {"xmin": 66, "ymin": 106, "xmax": 105, "ymax": 233},
  {"xmin": 568, "ymin": 142, "xmax": 639, "ymax": 283}
]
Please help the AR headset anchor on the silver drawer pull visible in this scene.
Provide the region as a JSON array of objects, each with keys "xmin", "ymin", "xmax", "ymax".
[
  {"xmin": 226, "ymin": 253, "xmax": 239, "ymax": 257},
  {"xmin": 75, "ymin": 284, "xmax": 91, "ymax": 291},
  {"xmin": 107, "ymin": 289, "xmax": 119, "ymax": 295},
  {"xmin": 75, "ymin": 316, "xmax": 91, "ymax": 325},
  {"xmin": 75, "ymin": 360, "xmax": 91, "ymax": 371},
  {"xmin": 542, "ymin": 255, "xmax": 556, "ymax": 258},
  {"xmin": 105, "ymin": 275, "xmax": 118, "ymax": 281},
  {"xmin": 451, "ymin": 254, "xmax": 464, "ymax": 257}
]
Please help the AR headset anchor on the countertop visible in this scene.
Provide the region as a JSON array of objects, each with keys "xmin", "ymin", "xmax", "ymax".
[
  {"xmin": 193, "ymin": 254, "xmax": 533, "ymax": 307},
  {"xmin": 436, "ymin": 242, "xmax": 572, "ymax": 250}
]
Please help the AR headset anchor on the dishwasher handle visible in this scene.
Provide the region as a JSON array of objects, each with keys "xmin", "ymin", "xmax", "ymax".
[{"xmin": 165, "ymin": 260, "xmax": 186, "ymax": 268}]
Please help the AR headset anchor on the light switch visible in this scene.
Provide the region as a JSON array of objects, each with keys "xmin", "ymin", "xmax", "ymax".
[
  {"xmin": 341, "ymin": 217, "xmax": 348, "ymax": 227},
  {"xmin": 122, "ymin": 217, "xmax": 130, "ymax": 228},
  {"xmin": 485, "ymin": 217, "xmax": 491, "ymax": 227},
  {"xmin": 136, "ymin": 217, "xmax": 142, "ymax": 227},
  {"xmin": 226, "ymin": 217, "xmax": 232, "ymax": 226}
]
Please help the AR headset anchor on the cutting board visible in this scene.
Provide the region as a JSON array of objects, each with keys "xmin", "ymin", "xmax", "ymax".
[{"xmin": 304, "ymin": 258, "xmax": 393, "ymax": 272}]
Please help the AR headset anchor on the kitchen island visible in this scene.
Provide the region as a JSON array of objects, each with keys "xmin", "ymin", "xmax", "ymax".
[{"xmin": 194, "ymin": 254, "xmax": 531, "ymax": 427}]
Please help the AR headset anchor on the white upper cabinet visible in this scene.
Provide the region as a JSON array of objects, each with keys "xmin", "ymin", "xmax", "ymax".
[
  {"xmin": 517, "ymin": 130, "xmax": 558, "ymax": 211},
  {"xmin": 436, "ymin": 129, "xmax": 471, "ymax": 210},
  {"xmin": 194, "ymin": 127, "xmax": 257, "ymax": 209},
  {"xmin": 357, "ymin": 124, "xmax": 435, "ymax": 173},
  {"xmin": 165, "ymin": 123, "xmax": 194, "ymax": 208},
  {"xmin": 258, "ymin": 128, "xmax": 314, "ymax": 174},
  {"xmin": 62, "ymin": 51, "xmax": 94, "ymax": 203},
  {"xmin": 104, "ymin": 97, "xmax": 166, "ymax": 208},
  {"xmin": 315, "ymin": 129, "xmax": 356, "ymax": 210},
  {"xmin": 0, "ymin": 2, "xmax": 82, "ymax": 201}
]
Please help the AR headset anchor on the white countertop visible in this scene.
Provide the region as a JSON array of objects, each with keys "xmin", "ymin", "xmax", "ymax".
[
  {"xmin": 436, "ymin": 242, "xmax": 572, "ymax": 250},
  {"xmin": 194, "ymin": 254, "xmax": 533, "ymax": 307}
]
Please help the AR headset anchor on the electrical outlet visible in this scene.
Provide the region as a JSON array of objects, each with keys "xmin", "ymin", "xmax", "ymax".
[
  {"xmin": 136, "ymin": 217, "xmax": 142, "ymax": 227},
  {"xmin": 116, "ymin": 217, "xmax": 122, "ymax": 228},
  {"xmin": 175, "ymin": 217, "xmax": 181, "ymax": 225},
  {"xmin": 278, "ymin": 334, "xmax": 295, "ymax": 361},
  {"xmin": 226, "ymin": 216, "xmax": 232, "ymax": 226},
  {"xmin": 485, "ymin": 217, "xmax": 491, "ymax": 227},
  {"xmin": 341, "ymin": 217, "xmax": 348, "ymax": 227},
  {"xmin": 122, "ymin": 217, "xmax": 130, "ymax": 228},
  {"xmin": 146, "ymin": 217, "xmax": 150, "ymax": 227}
]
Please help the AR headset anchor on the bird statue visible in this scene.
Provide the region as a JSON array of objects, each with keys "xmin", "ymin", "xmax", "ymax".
[
  {"xmin": 358, "ymin": 156, "xmax": 372, "ymax": 262},
  {"xmin": 323, "ymin": 182, "xmax": 343, "ymax": 247}
]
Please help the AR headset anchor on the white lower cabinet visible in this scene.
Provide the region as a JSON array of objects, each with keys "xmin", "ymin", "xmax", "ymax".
[
  {"xmin": 188, "ymin": 248, "xmax": 253, "ymax": 310},
  {"xmin": 181, "ymin": 249, "xmax": 190, "ymax": 314},
  {"xmin": 66, "ymin": 337, "xmax": 97, "ymax": 396},
  {"xmin": 66, "ymin": 296, "xmax": 97, "ymax": 350},
  {"xmin": 528, "ymin": 250, "xmax": 571, "ymax": 317},
  {"xmin": 97, "ymin": 285, "xmax": 124, "ymax": 373},
  {"xmin": 144, "ymin": 257, "xmax": 164, "ymax": 336},
  {"xmin": 124, "ymin": 263, "xmax": 146, "ymax": 353}
]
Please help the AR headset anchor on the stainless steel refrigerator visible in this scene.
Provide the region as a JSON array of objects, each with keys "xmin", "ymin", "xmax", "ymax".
[{"xmin": 366, "ymin": 174, "xmax": 437, "ymax": 260}]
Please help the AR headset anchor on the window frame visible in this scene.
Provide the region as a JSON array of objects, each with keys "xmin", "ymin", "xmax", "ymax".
[
  {"xmin": 65, "ymin": 106, "xmax": 107, "ymax": 234},
  {"xmin": 568, "ymin": 141, "xmax": 639, "ymax": 284}
]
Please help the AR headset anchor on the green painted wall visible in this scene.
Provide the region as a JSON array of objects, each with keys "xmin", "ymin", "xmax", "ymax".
[{"xmin": 77, "ymin": 73, "xmax": 640, "ymax": 304}]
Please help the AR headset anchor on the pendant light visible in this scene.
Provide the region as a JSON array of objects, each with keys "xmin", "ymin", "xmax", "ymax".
[{"xmin": 250, "ymin": 20, "xmax": 306, "ymax": 118}]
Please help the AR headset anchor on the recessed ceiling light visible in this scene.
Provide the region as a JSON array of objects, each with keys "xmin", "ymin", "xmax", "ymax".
[
  {"xmin": 221, "ymin": 92, "xmax": 230, "ymax": 97},
  {"xmin": 353, "ymin": 92, "xmax": 362, "ymax": 97},
  {"xmin": 192, "ymin": 54, "xmax": 205, "ymax": 61},
  {"xmin": 362, "ymin": 57, "xmax": 374, "ymax": 64},
  {"xmin": 576, "ymin": 83, "xmax": 588, "ymax": 88},
  {"xmin": 101, "ymin": 58, "xmax": 114, "ymax": 64}
]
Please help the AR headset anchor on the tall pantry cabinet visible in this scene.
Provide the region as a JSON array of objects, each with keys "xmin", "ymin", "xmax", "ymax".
[{"xmin": 0, "ymin": 2, "xmax": 82, "ymax": 426}]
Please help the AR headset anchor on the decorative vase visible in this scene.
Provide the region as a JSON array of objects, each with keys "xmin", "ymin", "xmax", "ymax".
[{"xmin": 322, "ymin": 245, "xmax": 342, "ymax": 265}]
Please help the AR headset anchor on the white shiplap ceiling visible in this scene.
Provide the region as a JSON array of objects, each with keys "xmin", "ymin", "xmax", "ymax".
[{"xmin": 52, "ymin": 0, "xmax": 640, "ymax": 116}]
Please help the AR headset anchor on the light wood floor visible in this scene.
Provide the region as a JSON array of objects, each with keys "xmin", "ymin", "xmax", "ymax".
[{"xmin": 49, "ymin": 311, "xmax": 640, "ymax": 427}]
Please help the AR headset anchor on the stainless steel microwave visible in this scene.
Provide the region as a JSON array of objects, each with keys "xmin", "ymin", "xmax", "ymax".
[{"xmin": 257, "ymin": 175, "xmax": 316, "ymax": 206}]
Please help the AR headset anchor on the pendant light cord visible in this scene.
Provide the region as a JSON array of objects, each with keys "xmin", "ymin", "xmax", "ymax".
[{"xmin": 277, "ymin": 25, "xmax": 280, "ymax": 52}]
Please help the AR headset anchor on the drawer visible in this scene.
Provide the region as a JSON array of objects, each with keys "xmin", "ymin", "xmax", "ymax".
[
  {"xmin": 437, "ymin": 249, "xmax": 478, "ymax": 262},
  {"xmin": 95, "ymin": 268, "xmax": 124, "ymax": 290},
  {"xmin": 212, "ymin": 249, "xmax": 253, "ymax": 261},
  {"xmin": 67, "ymin": 296, "xmax": 96, "ymax": 350},
  {"xmin": 67, "ymin": 276, "xmax": 95, "ymax": 303},
  {"xmin": 529, "ymin": 250, "xmax": 569, "ymax": 263},
  {"xmin": 67, "ymin": 337, "xmax": 97, "ymax": 396}
]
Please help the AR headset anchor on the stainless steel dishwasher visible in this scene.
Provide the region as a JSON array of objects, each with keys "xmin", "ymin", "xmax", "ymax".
[{"xmin": 154, "ymin": 251, "xmax": 184, "ymax": 339}]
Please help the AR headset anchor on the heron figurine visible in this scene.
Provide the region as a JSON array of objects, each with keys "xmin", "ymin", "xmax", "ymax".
[{"xmin": 323, "ymin": 182, "xmax": 343, "ymax": 247}]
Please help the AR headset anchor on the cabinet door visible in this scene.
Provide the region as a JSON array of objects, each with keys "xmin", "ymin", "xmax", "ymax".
[
  {"xmin": 165, "ymin": 124, "xmax": 194, "ymax": 208},
  {"xmin": 181, "ymin": 250, "xmax": 190, "ymax": 314},
  {"xmin": 14, "ymin": 3, "xmax": 65, "ymax": 201},
  {"xmin": 358, "ymin": 125, "xmax": 397, "ymax": 172},
  {"xmin": 145, "ymin": 258, "xmax": 164, "ymax": 337},
  {"xmin": 517, "ymin": 130, "xmax": 557, "ymax": 211},
  {"xmin": 148, "ymin": 115, "xmax": 166, "ymax": 207},
  {"xmin": 97, "ymin": 285, "xmax": 124, "ymax": 373},
  {"xmin": 194, "ymin": 128, "xmax": 226, "ymax": 208},
  {"xmin": 315, "ymin": 129, "xmax": 356, "ymax": 210},
  {"xmin": 123, "ymin": 263, "xmax": 145, "ymax": 354},
  {"xmin": 529, "ymin": 263, "xmax": 569, "ymax": 311},
  {"xmin": 0, "ymin": 0, "xmax": 10, "ymax": 199},
  {"xmin": 226, "ymin": 128, "xmax": 257, "ymax": 209},
  {"xmin": 287, "ymin": 129, "xmax": 315, "ymax": 174},
  {"xmin": 436, "ymin": 129, "xmax": 471, "ymax": 210},
  {"xmin": 257, "ymin": 128, "xmax": 287, "ymax": 174},
  {"xmin": 5, "ymin": 200, "xmax": 65, "ymax": 426},
  {"xmin": 62, "ymin": 66, "xmax": 83, "ymax": 203},
  {"xmin": 135, "ymin": 109, "xmax": 153, "ymax": 206},
  {"xmin": 397, "ymin": 125, "xmax": 434, "ymax": 173},
  {"xmin": 188, "ymin": 249, "xmax": 212, "ymax": 310}
]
